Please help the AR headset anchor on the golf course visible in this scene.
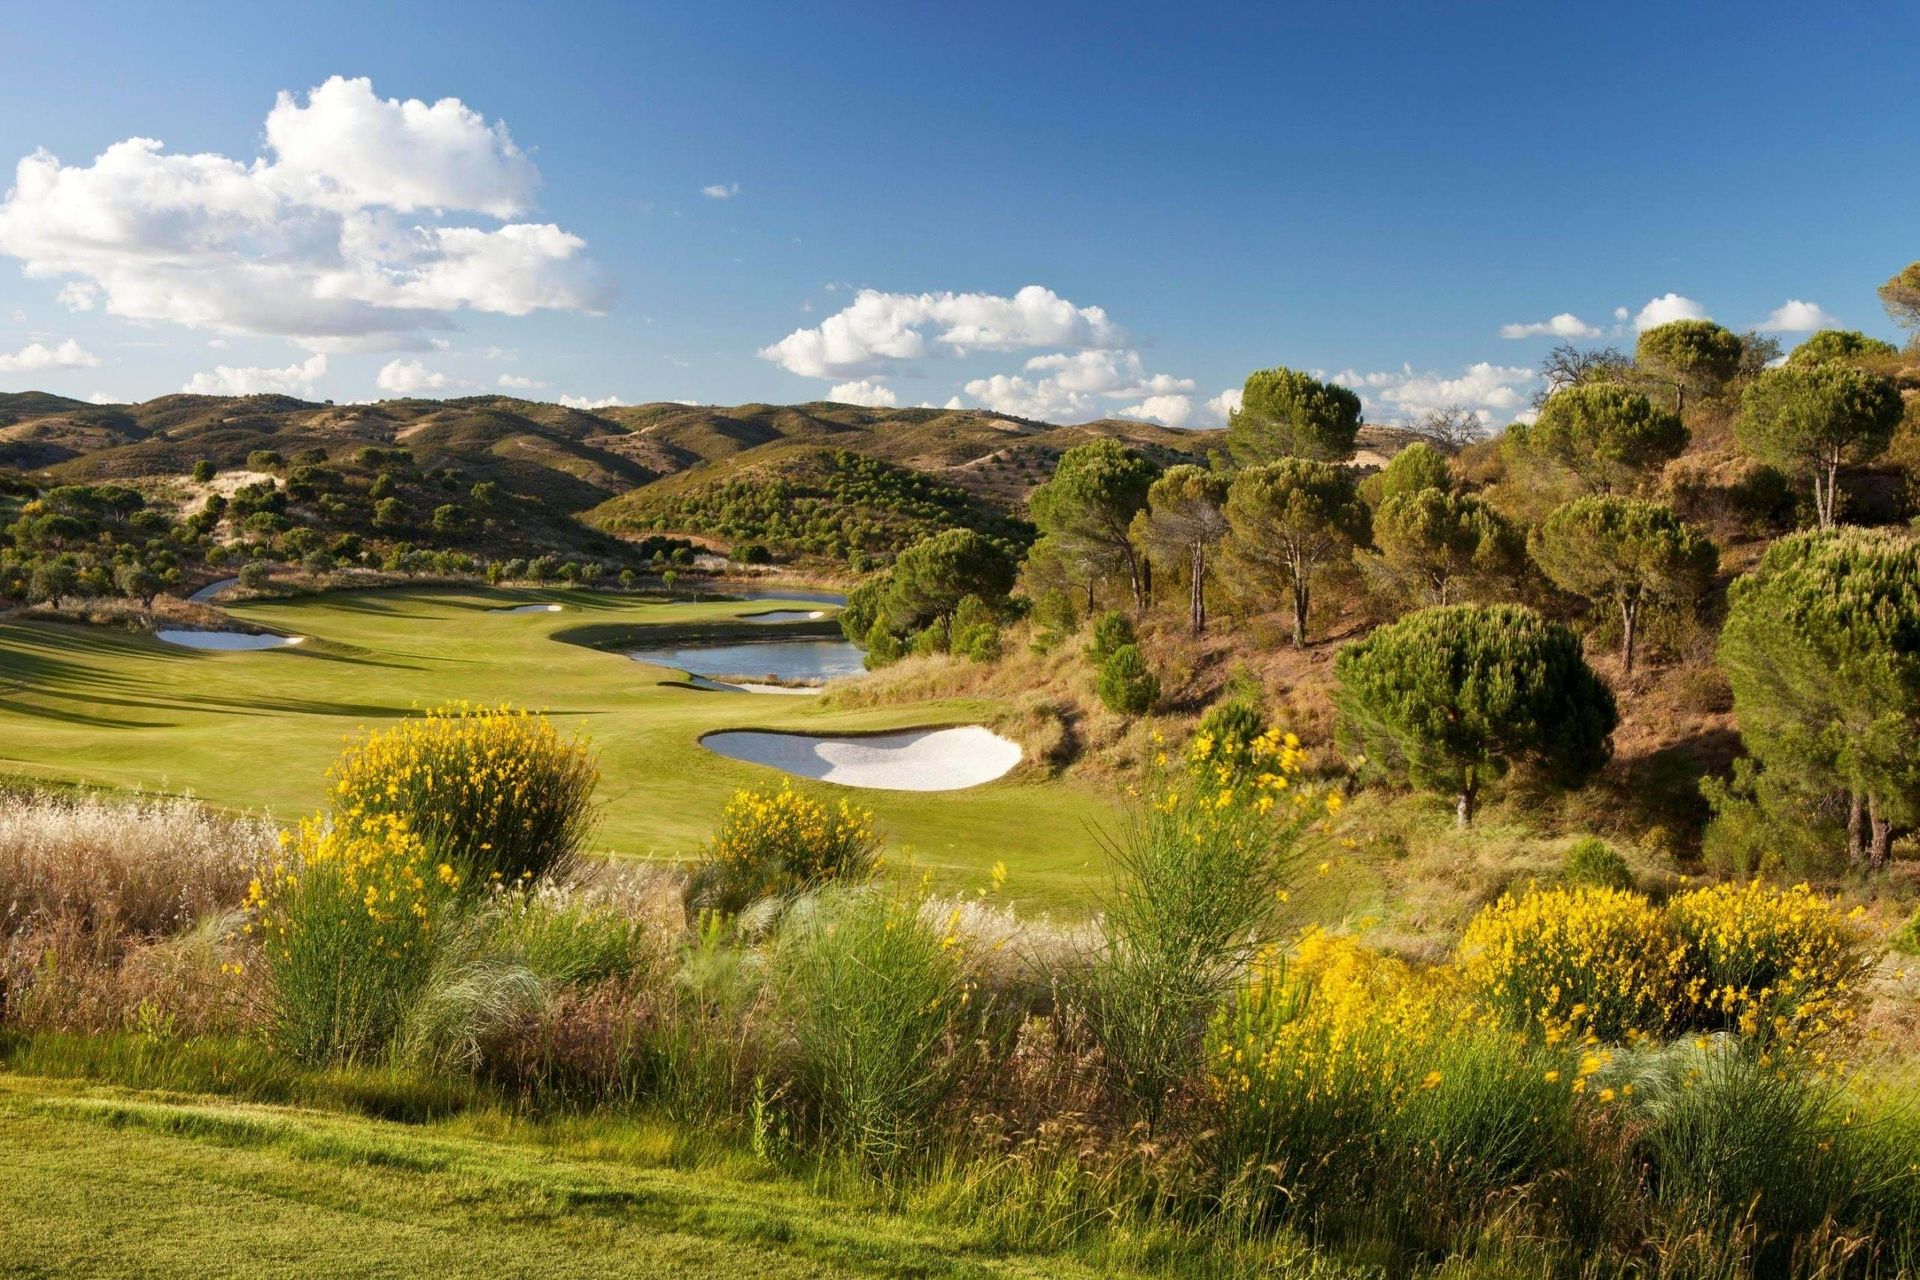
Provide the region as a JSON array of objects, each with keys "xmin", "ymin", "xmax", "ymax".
[{"xmin": 0, "ymin": 585, "xmax": 1113, "ymax": 910}]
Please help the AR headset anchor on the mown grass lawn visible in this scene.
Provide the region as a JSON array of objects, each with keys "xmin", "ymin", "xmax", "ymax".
[
  {"xmin": 0, "ymin": 586, "xmax": 1113, "ymax": 910},
  {"xmin": 0, "ymin": 1074, "xmax": 1129, "ymax": 1279}
]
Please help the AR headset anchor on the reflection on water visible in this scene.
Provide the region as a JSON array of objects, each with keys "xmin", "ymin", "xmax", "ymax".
[{"xmin": 628, "ymin": 637, "xmax": 864, "ymax": 685}]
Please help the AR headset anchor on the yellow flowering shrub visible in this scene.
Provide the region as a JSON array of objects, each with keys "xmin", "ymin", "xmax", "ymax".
[
  {"xmin": 1457, "ymin": 885, "xmax": 1687, "ymax": 1044},
  {"xmin": 328, "ymin": 703, "xmax": 599, "ymax": 884},
  {"xmin": 1667, "ymin": 880, "xmax": 1875, "ymax": 1050},
  {"xmin": 688, "ymin": 782, "xmax": 881, "ymax": 916},
  {"xmin": 245, "ymin": 812, "xmax": 459, "ymax": 1063},
  {"xmin": 1208, "ymin": 930, "xmax": 1580, "ymax": 1216}
]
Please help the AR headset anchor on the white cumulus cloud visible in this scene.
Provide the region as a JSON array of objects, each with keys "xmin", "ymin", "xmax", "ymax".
[
  {"xmin": 1205, "ymin": 387, "xmax": 1243, "ymax": 424},
  {"xmin": 700, "ymin": 182, "xmax": 739, "ymax": 199},
  {"xmin": 0, "ymin": 337, "xmax": 101, "ymax": 373},
  {"xmin": 183, "ymin": 353, "xmax": 326, "ymax": 396},
  {"xmin": 0, "ymin": 76, "xmax": 610, "ymax": 352},
  {"xmin": 1499, "ymin": 312, "xmax": 1601, "ymax": 340},
  {"xmin": 826, "ymin": 378, "xmax": 897, "ymax": 407},
  {"xmin": 558, "ymin": 394, "xmax": 623, "ymax": 409},
  {"xmin": 1758, "ymin": 299, "xmax": 1839, "ymax": 333},
  {"xmin": 1633, "ymin": 293, "xmax": 1710, "ymax": 331},
  {"xmin": 1117, "ymin": 394, "xmax": 1194, "ymax": 427},
  {"xmin": 759, "ymin": 285, "xmax": 1123, "ymax": 378},
  {"xmin": 1329, "ymin": 361, "xmax": 1536, "ymax": 426},
  {"xmin": 961, "ymin": 348, "xmax": 1199, "ymax": 425},
  {"xmin": 496, "ymin": 373, "xmax": 547, "ymax": 390},
  {"xmin": 375, "ymin": 357, "xmax": 448, "ymax": 394}
]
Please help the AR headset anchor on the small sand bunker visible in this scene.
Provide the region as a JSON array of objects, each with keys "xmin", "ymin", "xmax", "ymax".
[
  {"xmin": 186, "ymin": 577, "xmax": 240, "ymax": 604},
  {"xmin": 157, "ymin": 629, "xmax": 304, "ymax": 651},
  {"xmin": 488, "ymin": 603, "xmax": 565, "ymax": 614},
  {"xmin": 686, "ymin": 675, "xmax": 821, "ymax": 696},
  {"xmin": 742, "ymin": 609, "xmax": 829, "ymax": 623},
  {"xmin": 700, "ymin": 726, "xmax": 1021, "ymax": 791}
]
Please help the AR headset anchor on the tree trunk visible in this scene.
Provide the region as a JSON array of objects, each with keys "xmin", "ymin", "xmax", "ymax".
[
  {"xmin": 1456, "ymin": 775, "xmax": 1477, "ymax": 827},
  {"xmin": 1868, "ymin": 794, "xmax": 1894, "ymax": 872},
  {"xmin": 1291, "ymin": 579, "xmax": 1309, "ymax": 647},
  {"xmin": 1847, "ymin": 791, "xmax": 1863, "ymax": 861},
  {"xmin": 1084, "ymin": 579, "xmax": 1095, "ymax": 615},
  {"xmin": 1620, "ymin": 597, "xmax": 1638, "ymax": 675},
  {"xmin": 1141, "ymin": 553, "xmax": 1153, "ymax": 610},
  {"xmin": 1124, "ymin": 548, "xmax": 1145, "ymax": 615},
  {"xmin": 1821, "ymin": 463, "xmax": 1839, "ymax": 528},
  {"xmin": 1189, "ymin": 542, "xmax": 1205, "ymax": 634}
]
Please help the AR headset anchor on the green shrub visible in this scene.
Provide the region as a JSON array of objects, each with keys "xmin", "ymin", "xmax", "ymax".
[
  {"xmin": 1084, "ymin": 610, "xmax": 1136, "ymax": 665},
  {"xmin": 1893, "ymin": 907, "xmax": 1920, "ymax": 956},
  {"xmin": 953, "ymin": 621, "xmax": 1001, "ymax": 662},
  {"xmin": 247, "ymin": 814, "xmax": 460, "ymax": 1064},
  {"xmin": 910, "ymin": 617, "xmax": 951, "ymax": 656},
  {"xmin": 1197, "ymin": 697, "xmax": 1267, "ymax": 757},
  {"xmin": 1562, "ymin": 837, "xmax": 1633, "ymax": 891},
  {"xmin": 862, "ymin": 619, "xmax": 904, "ymax": 669},
  {"xmin": 684, "ymin": 783, "xmax": 881, "ymax": 918},
  {"xmin": 768, "ymin": 889, "xmax": 972, "ymax": 1160},
  {"xmin": 1096, "ymin": 644, "xmax": 1157, "ymax": 715},
  {"xmin": 1088, "ymin": 729, "xmax": 1315, "ymax": 1115},
  {"xmin": 326, "ymin": 704, "xmax": 600, "ymax": 886}
]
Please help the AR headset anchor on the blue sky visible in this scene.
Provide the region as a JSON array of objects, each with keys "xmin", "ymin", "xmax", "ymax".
[{"xmin": 0, "ymin": 0, "xmax": 1915, "ymax": 427}]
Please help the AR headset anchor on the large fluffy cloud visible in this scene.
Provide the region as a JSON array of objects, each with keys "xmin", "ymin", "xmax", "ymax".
[
  {"xmin": 182, "ymin": 353, "xmax": 327, "ymax": 396},
  {"xmin": 1758, "ymin": 299, "xmax": 1839, "ymax": 333},
  {"xmin": 760, "ymin": 285, "xmax": 1123, "ymax": 378},
  {"xmin": 0, "ymin": 337, "xmax": 100, "ymax": 373},
  {"xmin": 964, "ymin": 349, "xmax": 1197, "ymax": 424},
  {"xmin": 375, "ymin": 358, "xmax": 448, "ymax": 394},
  {"xmin": 1633, "ymin": 293, "xmax": 1710, "ymax": 331},
  {"xmin": 1330, "ymin": 361, "xmax": 1536, "ymax": 426},
  {"xmin": 0, "ymin": 77, "xmax": 610, "ymax": 352},
  {"xmin": 826, "ymin": 378, "xmax": 897, "ymax": 407}
]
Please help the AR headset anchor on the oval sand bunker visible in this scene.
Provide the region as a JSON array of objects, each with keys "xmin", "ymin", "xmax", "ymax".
[
  {"xmin": 157, "ymin": 629, "xmax": 304, "ymax": 651},
  {"xmin": 488, "ymin": 603, "xmax": 564, "ymax": 614},
  {"xmin": 700, "ymin": 726, "xmax": 1021, "ymax": 791}
]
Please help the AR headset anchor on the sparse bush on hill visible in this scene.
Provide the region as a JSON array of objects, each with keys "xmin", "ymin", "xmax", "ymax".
[
  {"xmin": 1562, "ymin": 836, "xmax": 1634, "ymax": 890},
  {"xmin": 1095, "ymin": 643, "xmax": 1158, "ymax": 715}
]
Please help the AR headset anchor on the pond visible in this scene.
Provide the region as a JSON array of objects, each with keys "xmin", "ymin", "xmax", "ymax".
[
  {"xmin": 699, "ymin": 726, "xmax": 1022, "ymax": 791},
  {"xmin": 627, "ymin": 637, "xmax": 865, "ymax": 689}
]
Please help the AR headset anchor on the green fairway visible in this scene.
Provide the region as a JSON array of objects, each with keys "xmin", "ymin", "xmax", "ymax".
[
  {"xmin": 0, "ymin": 1074, "xmax": 1137, "ymax": 1279},
  {"xmin": 0, "ymin": 586, "xmax": 1113, "ymax": 910}
]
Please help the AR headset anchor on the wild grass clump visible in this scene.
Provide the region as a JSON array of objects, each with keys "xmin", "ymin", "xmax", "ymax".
[
  {"xmin": 0, "ymin": 791, "xmax": 270, "ymax": 938},
  {"xmin": 327, "ymin": 703, "xmax": 599, "ymax": 886},
  {"xmin": 767, "ymin": 887, "xmax": 977, "ymax": 1162},
  {"xmin": 246, "ymin": 813, "xmax": 460, "ymax": 1064},
  {"xmin": 1086, "ymin": 727, "xmax": 1326, "ymax": 1116},
  {"xmin": 1562, "ymin": 835, "xmax": 1634, "ymax": 890},
  {"xmin": 684, "ymin": 783, "xmax": 880, "ymax": 918}
]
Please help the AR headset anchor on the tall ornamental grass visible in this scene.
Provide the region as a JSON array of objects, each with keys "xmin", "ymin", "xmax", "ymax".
[
  {"xmin": 245, "ymin": 813, "xmax": 460, "ymax": 1064},
  {"xmin": 768, "ymin": 887, "xmax": 975, "ymax": 1162},
  {"xmin": 685, "ymin": 783, "xmax": 880, "ymax": 918},
  {"xmin": 327, "ymin": 703, "xmax": 599, "ymax": 885},
  {"xmin": 1087, "ymin": 727, "xmax": 1326, "ymax": 1116}
]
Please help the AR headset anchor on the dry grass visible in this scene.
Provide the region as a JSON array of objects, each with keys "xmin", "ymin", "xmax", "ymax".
[{"xmin": 0, "ymin": 790, "xmax": 271, "ymax": 938}]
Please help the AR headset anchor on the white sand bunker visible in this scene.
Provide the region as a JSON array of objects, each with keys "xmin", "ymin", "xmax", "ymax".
[
  {"xmin": 488, "ymin": 603, "xmax": 565, "ymax": 614},
  {"xmin": 686, "ymin": 675, "xmax": 821, "ymax": 696},
  {"xmin": 157, "ymin": 629, "xmax": 304, "ymax": 651},
  {"xmin": 742, "ymin": 609, "xmax": 829, "ymax": 623},
  {"xmin": 701, "ymin": 725, "xmax": 1021, "ymax": 791}
]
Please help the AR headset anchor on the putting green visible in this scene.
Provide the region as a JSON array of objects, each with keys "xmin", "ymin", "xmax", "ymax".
[{"xmin": 0, "ymin": 587, "xmax": 1113, "ymax": 911}]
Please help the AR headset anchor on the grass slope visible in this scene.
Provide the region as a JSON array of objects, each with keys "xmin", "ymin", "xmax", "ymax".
[
  {"xmin": 0, "ymin": 1074, "xmax": 1128, "ymax": 1279},
  {"xmin": 0, "ymin": 586, "xmax": 1110, "ymax": 909}
]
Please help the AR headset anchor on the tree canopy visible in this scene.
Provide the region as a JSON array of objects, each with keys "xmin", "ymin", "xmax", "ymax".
[
  {"xmin": 1135, "ymin": 464, "xmax": 1232, "ymax": 633},
  {"xmin": 1787, "ymin": 329, "xmax": 1900, "ymax": 368},
  {"xmin": 1530, "ymin": 496, "xmax": 1717, "ymax": 674},
  {"xmin": 1735, "ymin": 362, "xmax": 1903, "ymax": 527},
  {"xmin": 1508, "ymin": 383, "xmax": 1687, "ymax": 493},
  {"xmin": 1718, "ymin": 529, "xmax": 1920, "ymax": 870},
  {"xmin": 1372, "ymin": 489, "xmax": 1523, "ymax": 607},
  {"xmin": 1377, "ymin": 441, "xmax": 1451, "ymax": 501},
  {"xmin": 879, "ymin": 528, "xmax": 1016, "ymax": 634},
  {"xmin": 1878, "ymin": 260, "xmax": 1920, "ymax": 334},
  {"xmin": 1223, "ymin": 458, "xmax": 1368, "ymax": 646},
  {"xmin": 1334, "ymin": 604, "xmax": 1617, "ymax": 825},
  {"xmin": 1029, "ymin": 440, "xmax": 1159, "ymax": 611},
  {"xmin": 1225, "ymin": 367, "xmax": 1361, "ymax": 465},
  {"xmin": 1634, "ymin": 319, "xmax": 1744, "ymax": 412}
]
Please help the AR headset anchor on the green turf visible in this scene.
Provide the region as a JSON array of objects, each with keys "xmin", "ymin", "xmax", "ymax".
[
  {"xmin": 0, "ymin": 1074, "xmax": 1135, "ymax": 1279},
  {"xmin": 0, "ymin": 586, "xmax": 1113, "ymax": 910}
]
